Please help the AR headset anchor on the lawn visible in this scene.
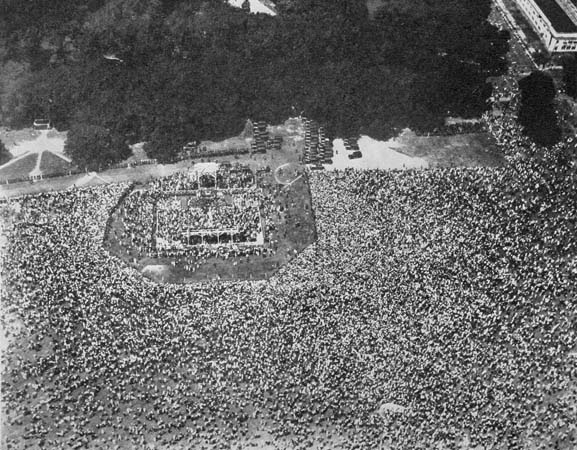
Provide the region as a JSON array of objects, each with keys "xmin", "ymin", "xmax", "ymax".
[
  {"xmin": 39, "ymin": 151, "xmax": 73, "ymax": 176},
  {"xmin": 0, "ymin": 153, "xmax": 38, "ymax": 181},
  {"xmin": 394, "ymin": 131, "xmax": 506, "ymax": 167}
]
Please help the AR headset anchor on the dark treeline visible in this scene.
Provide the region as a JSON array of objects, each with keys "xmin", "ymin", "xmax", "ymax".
[
  {"xmin": 562, "ymin": 53, "xmax": 577, "ymax": 98},
  {"xmin": 0, "ymin": 139, "xmax": 11, "ymax": 165},
  {"xmin": 0, "ymin": 0, "xmax": 509, "ymax": 165},
  {"xmin": 518, "ymin": 71, "xmax": 561, "ymax": 147}
]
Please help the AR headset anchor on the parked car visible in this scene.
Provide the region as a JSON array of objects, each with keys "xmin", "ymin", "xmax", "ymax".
[{"xmin": 348, "ymin": 151, "xmax": 362, "ymax": 159}]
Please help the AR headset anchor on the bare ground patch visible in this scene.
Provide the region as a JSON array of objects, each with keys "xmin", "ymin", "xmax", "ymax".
[
  {"xmin": 0, "ymin": 128, "xmax": 40, "ymax": 151},
  {"xmin": 394, "ymin": 130, "xmax": 506, "ymax": 168}
]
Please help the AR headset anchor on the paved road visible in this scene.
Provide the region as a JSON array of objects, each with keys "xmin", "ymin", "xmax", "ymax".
[{"xmin": 490, "ymin": 0, "xmax": 537, "ymax": 75}]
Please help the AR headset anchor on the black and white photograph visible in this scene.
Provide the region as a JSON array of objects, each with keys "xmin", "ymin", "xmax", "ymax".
[{"xmin": 0, "ymin": 0, "xmax": 576, "ymax": 449}]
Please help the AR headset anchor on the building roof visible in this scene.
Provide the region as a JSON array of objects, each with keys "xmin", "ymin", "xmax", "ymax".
[
  {"xmin": 535, "ymin": 0, "xmax": 577, "ymax": 33},
  {"xmin": 228, "ymin": 0, "xmax": 277, "ymax": 15}
]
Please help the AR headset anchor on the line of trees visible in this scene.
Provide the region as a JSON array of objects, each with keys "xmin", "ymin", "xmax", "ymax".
[
  {"xmin": 64, "ymin": 124, "xmax": 131, "ymax": 171},
  {"xmin": 0, "ymin": 139, "xmax": 12, "ymax": 166},
  {"xmin": 518, "ymin": 71, "xmax": 561, "ymax": 147},
  {"xmin": 0, "ymin": 0, "xmax": 509, "ymax": 167}
]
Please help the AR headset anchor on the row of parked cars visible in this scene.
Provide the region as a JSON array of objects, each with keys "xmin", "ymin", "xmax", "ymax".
[
  {"xmin": 343, "ymin": 138, "xmax": 362, "ymax": 159},
  {"xmin": 303, "ymin": 119, "xmax": 334, "ymax": 167}
]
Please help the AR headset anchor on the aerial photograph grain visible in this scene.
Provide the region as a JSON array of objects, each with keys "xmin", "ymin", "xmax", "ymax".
[{"xmin": 1, "ymin": 1, "xmax": 576, "ymax": 449}]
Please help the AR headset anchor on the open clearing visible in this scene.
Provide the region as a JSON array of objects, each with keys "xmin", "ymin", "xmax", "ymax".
[
  {"xmin": 392, "ymin": 130, "xmax": 505, "ymax": 167},
  {"xmin": 329, "ymin": 136, "xmax": 428, "ymax": 171},
  {"xmin": 0, "ymin": 130, "xmax": 71, "ymax": 181},
  {"xmin": 0, "ymin": 154, "xmax": 38, "ymax": 181},
  {"xmin": 39, "ymin": 151, "xmax": 72, "ymax": 175},
  {"xmin": 0, "ymin": 129, "xmax": 66, "ymax": 158}
]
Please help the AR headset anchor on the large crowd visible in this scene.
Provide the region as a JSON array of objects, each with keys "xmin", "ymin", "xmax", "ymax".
[
  {"xmin": 107, "ymin": 168, "xmax": 276, "ymax": 270},
  {"xmin": 1, "ymin": 105, "xmax": 577, "ymax": 449},
  {"xmin": 147, "ymin": 166, "xmax": 256, "ymax": 193},
  {"xmin": 155, "ymin": 191, "xmax": 263, "ymax": 249}
]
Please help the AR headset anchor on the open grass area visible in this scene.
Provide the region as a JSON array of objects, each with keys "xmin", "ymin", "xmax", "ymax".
[
  {"xmin": 394, "ymin": 131, "xmax": 505, "ymax": 167},
  {"xmin": 0, "ymin": 153, "xmax": 37, "ymax": 180},
  {"xmin": 39, "ymin": 151, "xmax": 73, "ymax": 176}
]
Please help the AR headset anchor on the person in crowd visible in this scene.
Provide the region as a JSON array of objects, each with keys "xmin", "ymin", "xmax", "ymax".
[{"xmin": 1, "ymin": 106, "xmax": 576, "ymax": 449}]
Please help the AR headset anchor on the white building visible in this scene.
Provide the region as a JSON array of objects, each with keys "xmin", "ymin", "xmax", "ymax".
[
  {"xmin": 516, "ymin": 0, "xmax": 577, "ymax": 52},
  {"xmin": 228, "ymin": 0, "xmax": 277, "ymax": 16}
]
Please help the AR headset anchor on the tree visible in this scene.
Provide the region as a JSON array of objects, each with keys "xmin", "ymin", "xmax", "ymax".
[
  {"xmin": 2, "ymin": 0, "xmax": 509, "ymax": 148},
  {"xmin": 143, "ymin": 127, "xmax": 183, "ymax": 163},
  {"xmin": 562, "ymin": 53, "xmax": 577, "ymax": 98},
  {"xmin": 0, "ymin": 60, "xmax": 31, "ymax": 126},
  {"xmin": 518, "ymin": 71, "xmax": 561, "ymax": 147},
  {"xmin": 64, "ymin": 124, "xmax": 131, "ymax": 170},
  {"xmin": 0, "ymin": 139, "xmax": 12, "ymax": 166}
]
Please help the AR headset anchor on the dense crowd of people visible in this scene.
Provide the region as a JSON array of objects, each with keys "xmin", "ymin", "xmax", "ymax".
[
  {"xmin": 2, "ymin": 101, "xmax": 577, "ymax": 449},
  {"xmin": 155, "ymin": 191, "xmax": 263, "ymax": 249},
  {"xmin": 148, "ymin": 167, "xmax": 256, "ymax": 193},
  {"xmin": 106, "ymin": 168, "xmax": 290, "ymax": 275},
  {"xmin": 112, "ymin": 189, "xmax": 155, "ymax": 255}
]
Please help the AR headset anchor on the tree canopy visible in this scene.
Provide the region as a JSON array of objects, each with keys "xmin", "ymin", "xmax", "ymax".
[
  {"xmin": 1, "ymin": 0, "xmax": 509, "ymax": 164},
  {"xmin": 0, "ymin": 139, "xmax": 12, "ymax": 166},
  {"xmin": 562, "ymin": 54, "xmax": 577, "ymax": 99},
  {"xmin": 64, "ymin": 124, "xmax": 131, "ymax": 170},
  {"xmin": 518, "ymin": 71, "xmax": 561, "ymax": 147}
]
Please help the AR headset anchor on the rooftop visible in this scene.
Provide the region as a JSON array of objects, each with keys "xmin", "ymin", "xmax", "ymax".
[
  {"xmin": 228, "ymin": 0, "xmax": 277, "ymax": 15},
  {"xmin": 535, "ymin": 0, "xmax": 577, "ymax": 33}
]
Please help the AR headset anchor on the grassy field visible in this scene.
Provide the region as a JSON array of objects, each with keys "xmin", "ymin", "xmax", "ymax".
[
  {"xmin": 103, "ymin": 170, "xmax": 316, "ymax": 283},
  {"xmin": 39, "ymin": 151, "xmax": 73, "ymax": 176},
  {"xmin": 0, "ymin": 153, "xmax": 37, "ymax": 180},
  {"xmin": 394, "ymin": 131, "xmax": 505, "ymax": 167}
]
